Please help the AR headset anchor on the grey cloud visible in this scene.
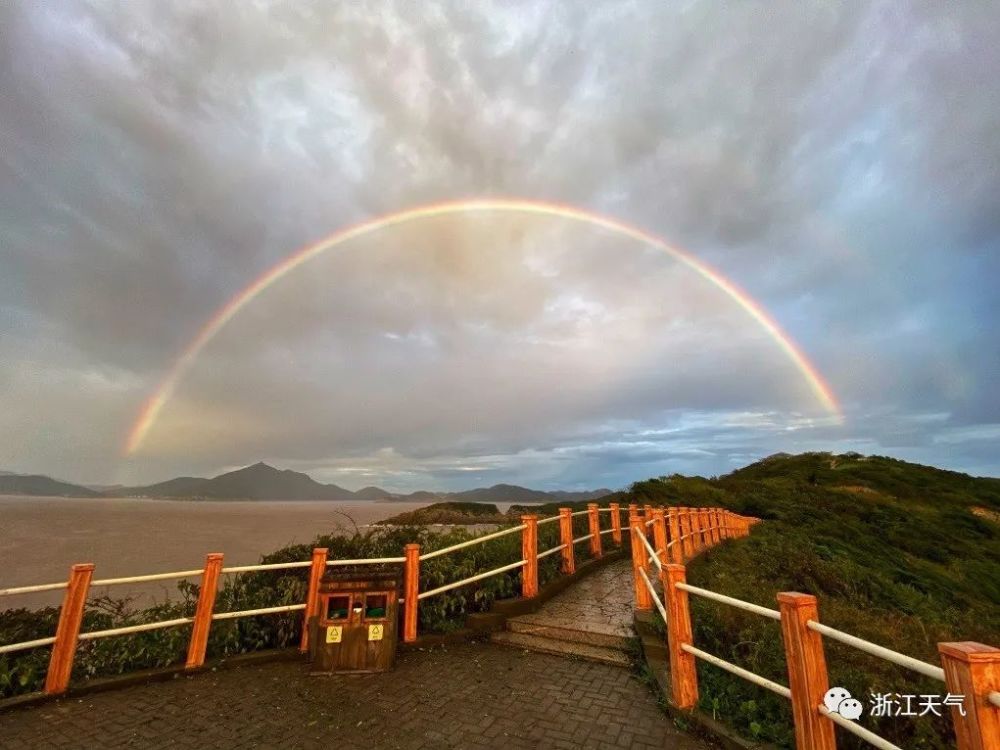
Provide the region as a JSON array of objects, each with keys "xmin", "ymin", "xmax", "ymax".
[{"xmin": 1, "ymin": 1, "xmax": 998, "ymax": 486}]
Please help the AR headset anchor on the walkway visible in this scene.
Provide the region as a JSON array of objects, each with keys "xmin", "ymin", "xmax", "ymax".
[
  {"xmin": 1, "ymin": 642, "xmax": 705, "ymax": 749},
  {"xmin": 494, "ymin": 559, "xmax": 636, "ymax": 664},
  {"xmin": 518, "ymin": 558, "xmax": 634, "ymax": 640}
]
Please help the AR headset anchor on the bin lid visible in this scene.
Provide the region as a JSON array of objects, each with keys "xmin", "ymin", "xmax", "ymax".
[{"xmin": 320, "ymin": 563, "xmax": 402, "ymax": 589}]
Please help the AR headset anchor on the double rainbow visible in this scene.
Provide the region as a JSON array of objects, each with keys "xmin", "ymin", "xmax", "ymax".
[{"xmin": 124, "ymin": 198, "xmax": 840, "ymax": 455}]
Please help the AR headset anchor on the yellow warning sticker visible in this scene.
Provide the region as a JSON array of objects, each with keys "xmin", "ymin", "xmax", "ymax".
[
  {"xmin": 368, "ymin": 624, "xmax": 384, "ymax": 641},
  {"xmin": 325, "ymin": 626, "xmax": 342, "ymax": 643}
]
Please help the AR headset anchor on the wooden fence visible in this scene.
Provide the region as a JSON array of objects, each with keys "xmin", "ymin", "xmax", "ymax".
[
  {"xmin": 4, "ymin": 502, "xmax": 995, "ymax": 750},
  {"xmin": 627, "ymin": 510, "xmax": 1000, "ymax": 750}
]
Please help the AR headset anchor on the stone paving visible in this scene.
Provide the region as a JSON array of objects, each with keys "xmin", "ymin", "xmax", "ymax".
[
  {"xmin": 510, "ymin": 559, "xmax": 635, "ymax": 641},
  {"xmin": 0, "ymin": 642, "xmax": 706, "ymax": 749}
]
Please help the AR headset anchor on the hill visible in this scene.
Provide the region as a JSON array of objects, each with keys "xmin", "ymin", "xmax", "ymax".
[
  {"xmin": 116, "ymin": 462, "xmax": 356, "ymax": 500},
  {"xmin": 8, "ymin": 463, "xmax": 613, "ymax": 503},
  {"xmin": 628, "ymin": 452, "xmax": 999, "ymax": 749},
  {"xmin": 0, "ymin": 473, "xmax": 100, "ymax": 497},
  {"xmin": 378, "ymin": 501, "xmax": 508, "ymax": 525},
  {"xmin": 449, "ymin": 483, "xmax": 554, "ymax": 504}
]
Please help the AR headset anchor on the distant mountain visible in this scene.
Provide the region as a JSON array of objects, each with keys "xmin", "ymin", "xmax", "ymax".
[
  {"xmin": 450, "ymin": 483, "xmax": 553, "ymax": 504},
  {"xmin": 0, "ymin": 473, "xmax": 100, "ymax": 497},
  {"xmin": 114, "ymin": 462, "xmax": 356, "ymax": 500},
  {"xmin": 4, "ymin": 462, "xmax": 613, "ymax": 503}
]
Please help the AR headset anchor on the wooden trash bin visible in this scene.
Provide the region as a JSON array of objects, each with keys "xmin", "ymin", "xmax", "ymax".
[{"xmin": 308, "ymin": 565, "xmax": 401, "ymax": 673}]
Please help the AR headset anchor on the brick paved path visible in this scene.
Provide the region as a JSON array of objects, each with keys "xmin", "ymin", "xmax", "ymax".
[{"xmin": 1, "ymin": 642, "xmax": 705, "ymax": 749}]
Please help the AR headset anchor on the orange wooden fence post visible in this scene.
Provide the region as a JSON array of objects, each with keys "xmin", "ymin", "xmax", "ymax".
[
  {"xmin": 521, "ymin": 514, "xmax": 539, "ymax": 598},
  {"xmin": 610, "ymin": 502, "xmax": 622, "ymax": 545},
  {"xmin": 692, "ymin": 508, "xmax": 703, "ymax": 552},
  {"xmin": 938, "ymin": 641, "xmax": 1000, "ymax": 750},
  {"xmin": 663, "ymin": 563, "xmax": 698, "ymax": 709},
  {"xmin": 629, "ymin": 506, "xmax": 651, "ymax": 610},
  {"xmin": 403, "ymin": 543, "xmax": 420, "ymax": 643},
  {"xmin": 185, "ymin": 552, "xmax": 223, "ymax": 670},
  {"xmin": 643, "ymin": 504, "xmax": 654, "ymax": 538},
  {"xmin": 667, "ymin": 508, "xmax": 683, "ymax": 564},
  {"xmin": 299, "ymin": 547, "xmax": 328, "ymax": 653},
  {"xmin": 653, "ymin": 508, "xmax": 667, "ymax": 557},
  {"xmin": 701, "ymin": 509, "xmax": 712, "ymax": 548},
  {"xmin": 679, "ymin": 507, "xmax": 693, "ymax": 559},
  {"xmin": 721, "ymin": 510, "xmax": 731, "ymax": 539},
  {"xmin": 691, "ymin": 508, "xmax": 704, "ymax": 554},
  {"xmin": 587, "ymin": 503, "xmax": 602, "ymax": 558},
  {"xmin": 711, "ymin": 509, "xmax": 722, "ymax": 545},
  {"xmin": 44, "ymin": 563, "xmax": 94, "ymax": 695},
  {"xmin": 778, "ymin": 592, "xmax": 836, "ymax": 750},
  {"xmin": 559, "ymin": 507, "xmax": 575, "ymax": 575}
]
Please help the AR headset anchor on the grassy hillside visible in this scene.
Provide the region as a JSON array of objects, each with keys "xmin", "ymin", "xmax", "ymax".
[
  {"xmin": 378, "ymin": 501, "xmax": 509, "ymax": 525},
  {"xmin": 631, "ymin": 452, "xmax": 999, "ymax": 749}
]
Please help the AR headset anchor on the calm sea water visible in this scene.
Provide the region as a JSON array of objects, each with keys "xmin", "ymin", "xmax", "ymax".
[{"xmin": 0, "ymin": 496, "xmax": 434, "ymax": 608}]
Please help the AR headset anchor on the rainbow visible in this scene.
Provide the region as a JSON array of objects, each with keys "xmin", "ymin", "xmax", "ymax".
[{"xmin": 124, "ymin": 198, "xmax": 840, "ymax": 455}]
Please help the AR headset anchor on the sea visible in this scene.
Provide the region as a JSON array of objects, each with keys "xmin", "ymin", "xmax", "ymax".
[{"xmin": 0, "ymin": 495, "xmax": 439, "ymax": 608}]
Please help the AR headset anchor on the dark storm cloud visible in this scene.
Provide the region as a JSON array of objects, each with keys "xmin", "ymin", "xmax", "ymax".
[{"xmin": 1, "ymin": 1, "xmax": 997, "ymax": 486}]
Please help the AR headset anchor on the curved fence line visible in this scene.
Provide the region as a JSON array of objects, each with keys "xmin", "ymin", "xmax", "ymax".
[
  {"xmin": 5, "ymin": 498, "xmax": 994, "ymax": 750},
  {"xmin": 626, "ymin": 514, "xmax": 999, "ymax": 750}
]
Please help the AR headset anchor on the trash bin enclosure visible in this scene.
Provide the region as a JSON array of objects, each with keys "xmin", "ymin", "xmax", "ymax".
[{"xmin": 308, "ymin": 565, "xmax": 400, "ymax": 673}]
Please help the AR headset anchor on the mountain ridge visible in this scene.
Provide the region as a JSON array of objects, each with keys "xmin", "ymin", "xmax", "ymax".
[{"xmin": 0, "ymin": 462, "xmax": 612, "ymax": 503}]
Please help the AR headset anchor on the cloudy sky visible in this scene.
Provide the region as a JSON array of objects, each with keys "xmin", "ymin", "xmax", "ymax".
[{"xmin": 2, "ymin": 1, "xmax": 998, "ymax": 491}]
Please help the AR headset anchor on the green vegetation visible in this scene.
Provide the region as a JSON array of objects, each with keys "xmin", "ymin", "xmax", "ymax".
[
  {"xmin": 4, "ymin": 450, "xmax": 994, "ymax": 750},
  {"xmin": 378, "ymin": 501, "xmax": 509, "ymax": 525},
  {"xmin": 0, "ymin": 512, "xmax": 598, "ymax": 699},
  {"xmin": 631, "ymin": 452, "xmax": 1000, "ymax": 750}
]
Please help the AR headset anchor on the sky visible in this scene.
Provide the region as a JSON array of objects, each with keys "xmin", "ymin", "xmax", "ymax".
[{"xmin": 1, "ymin": 1, "xmax": 998, "ymax": 491}]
